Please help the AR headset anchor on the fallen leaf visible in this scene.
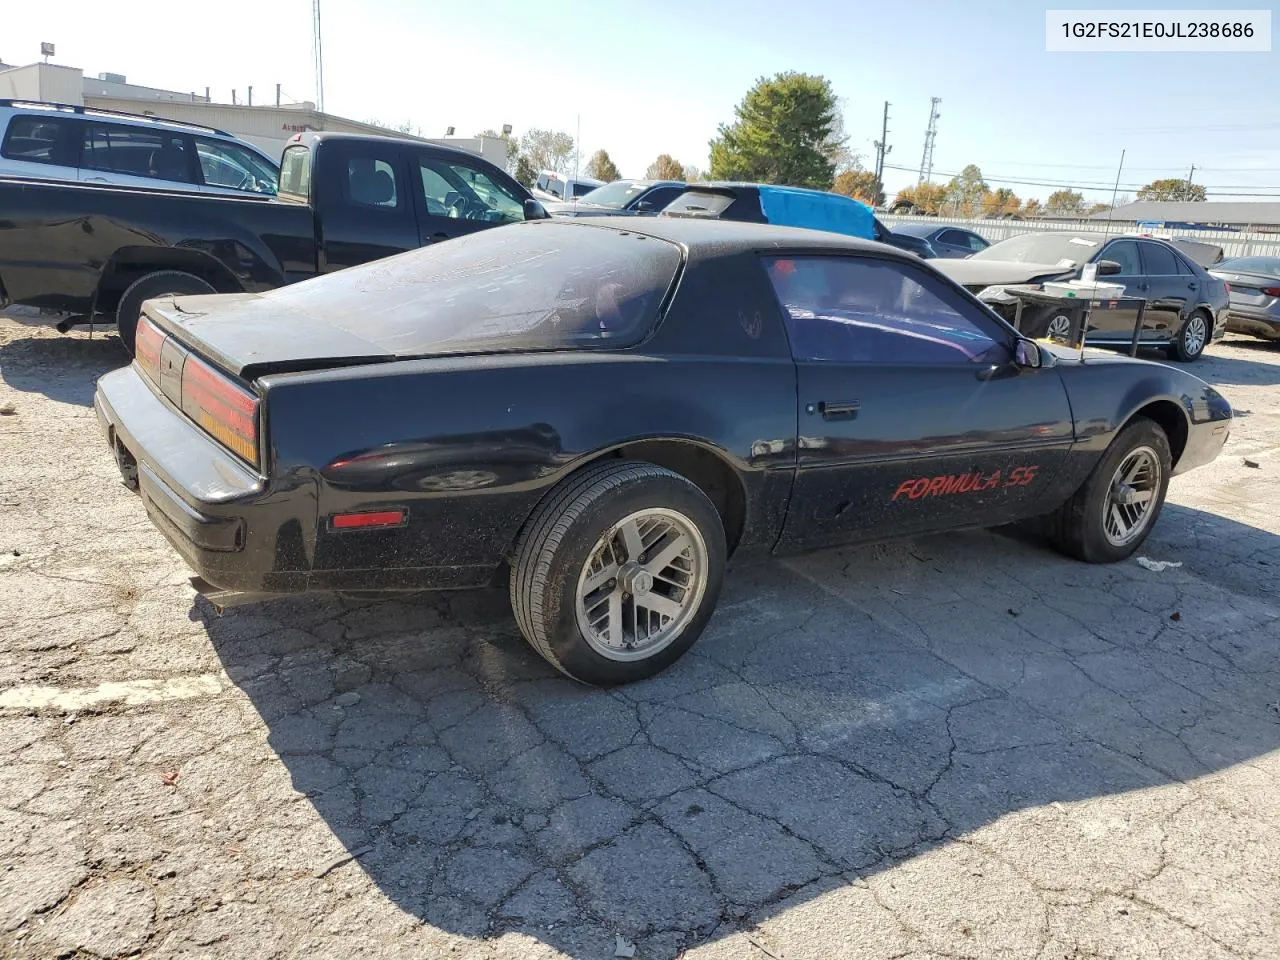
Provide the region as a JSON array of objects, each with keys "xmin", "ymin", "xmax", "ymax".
[
  {"xmin": 614, "ymin": 935, "xmax": 636, "ymax": 958},
  {"xmin": 1243, "ymin": 458, "xmax": 1261, "ymax": 469},
  {"xmin": 160, "ymin": 770, "xmax": 179, "ymax": 787},
  {"xmin": 1136, "ymin": 556, "xmax": 1182, "ymax": 573},
  {"xmin": 1169, "ymin": 611, "xmax": 1182, "ymax": 622},
  {"xmin": 1007, "ymin": 608, "xmax": 1020, "ymax": 617}
]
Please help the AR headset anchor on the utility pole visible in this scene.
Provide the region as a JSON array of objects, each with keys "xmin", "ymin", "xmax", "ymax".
[
  {"xmin": 873, "ymin": 101, "xmax": 891, "ymax": 204},
  {"xmin": 1185, "ymin": 163, "xmax": 1196, "ymax": 197},
  {"xmin": 917, "ymin": 97, "xmax": 941, "ymax": 184},
  {"xmin": 312, "ymin": 0, "xmax": 325, "ymax": 113}
]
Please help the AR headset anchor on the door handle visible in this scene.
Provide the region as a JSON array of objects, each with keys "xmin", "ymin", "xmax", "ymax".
[
  {"xmin": 430, "ymin": 232, "xmax": 449, "ymax": 241},
  {"xmin": 1187, "ymin": 282, "xmax": 1197, "ymax": 290},
  {"xmin": 817, "ymin": 400, "xmax": 860, "ymax": 420}
]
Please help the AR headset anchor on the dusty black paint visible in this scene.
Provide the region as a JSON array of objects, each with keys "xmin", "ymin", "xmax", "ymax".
[{"xmin": 94, "ymin": 218, "xmax": 1233, "ymax": 597}]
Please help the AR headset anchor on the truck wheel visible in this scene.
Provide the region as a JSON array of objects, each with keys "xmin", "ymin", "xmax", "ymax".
[
  {"xmin": 1166, "ymin": 311, "xmax": 1209, "ymax": 362},
  {"xmin": 1042, "ymin": 417, "xmax": 1172, "ymax": 563},
  {"xmin": 115, "ymin": 271, "xmax": 215, "ymax": 355},
  {"xmin": 510, "ymin": 460, "xmax": 727, "ymax": 686}
]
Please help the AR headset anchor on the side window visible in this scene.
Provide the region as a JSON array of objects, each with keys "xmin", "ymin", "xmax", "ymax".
[
  {"xmin": 279, "ymin": 145, "xmax": 311, "ymax": 198},
  {"xmin": 345, "ymin": 156, "xmax": 400, "ymax": 208},
  {"xmin": 964, "ymin": 232, "xmax": 989, "ymax": 251},
  {"xmin": 642, "ymin": 186, "xmax": 683, "ymax": 209},
  {"xmin": 1140, "ymin": 241, "xmax": 1179, "ymax": 276},
  {"xmin": 419, "ymin": 158, "xmax": 525, "ymax": 222},
  {"xmin": 763, "ymin": 255, "xmax": 1006, "ymax": 365},
  {"xmin": 1098, "ymin": 240, "xmax": 1141, "ymax": 275},
  {"xmin": 1174, "ymin": 253, "xmax": 1194, "ymax": 276},
  {"xmin": 195, "ymin": 138, "xmax": 277, "ymax": 194},
  {"xmin": 2, "ymin": 116, "xmax": 70, "ymax": 165},
  {"xmin": 937, "ymin": 229, "xmax": 966, "ymax": 246},
  {"xmin": 571, "ymin": 181, "xmax": 597, "ymax": 198},
  {"xmin": 535, "ymin": 173, "xmax": 549, "ymax": 191},
  {"xmin": 82, "ymin": 125, "xmax": 195, "ymax": 182}
]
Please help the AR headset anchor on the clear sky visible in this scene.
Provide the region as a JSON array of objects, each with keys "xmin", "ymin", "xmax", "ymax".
[{"xmin": 5, "ymin": 0, "xmax": 1279, "ymax": 202}]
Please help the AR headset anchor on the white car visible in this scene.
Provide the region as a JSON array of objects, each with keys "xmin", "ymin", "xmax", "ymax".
[
  {"xmin": 530, "ymin": 168, "xmax": 603, "ymax": 203},
  {"xmin": 0, "ymin": 99, "xmax": 279, "ymax": 197}
]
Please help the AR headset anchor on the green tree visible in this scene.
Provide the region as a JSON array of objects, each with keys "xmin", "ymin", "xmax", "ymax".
[
  {"xmin": 982, "ymin": 187, "xmax": 1020, "ymax": 217},
  {"xmin": 832, "ymin": 170, "xmax": 883, "ymax": 206},
  {"xmin": 708, "ymin": 71, "xmax": 843, "ymax": 188},
  {"xmin": 514, "ymin": 155, "xmax": 537, "ymax": 189},
  {"xmin": 585, "ymin": 149, "xmax": 621, "ymax": 182},
  {"xmin": 646, "ymin": 154, "xmax": 687, "ymax": 181},
  {"xmin": 521, "ymin": 128, "xmax": 576, "ymax": 173},
  {"xmin": 1045, "ymin": 189, "xmax": 1085, "ymax": 215},
  {"xmin": 945, "ymin": 164, "xmax": 990, "ymax": 217},
  {"xmin": 1137, "ymin": 178, "xmax": 1207, "ymax": 202},
  {"xmin": 893, "ymin": 182, "xmax": 947, "ymax": 215}
]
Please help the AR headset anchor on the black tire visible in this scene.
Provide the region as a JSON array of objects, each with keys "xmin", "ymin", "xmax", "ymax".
[
  {"xmin": 1042, "ymin": 417, "xmax": 1172, "ymax": 563},
  {"xmin": 510, "ymin": 459, "xmax": 727, "ymax": 686},
  {"xmin": 1020, "ymin": 304, "xmax": 1073, "ymax": 341},
  {"xmin": 1166, "ymin": 310, "xmax": 1210, "ymax": 362},
  {"xmin": 114, "ymin": 271, "xmax": 215, "ymax": 355}
]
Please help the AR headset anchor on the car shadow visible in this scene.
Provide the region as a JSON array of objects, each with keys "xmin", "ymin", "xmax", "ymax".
[
  {"xmin": 1198, "ymin": 336, "xmax": 1280, "ymax": 387},
  {"xmin": 0, "ymin": 324, "xmax": 126, "ymax": 407},
  {"xmin": 198, "ymin": 501, "xmax": 1280, "ymax": 957}
]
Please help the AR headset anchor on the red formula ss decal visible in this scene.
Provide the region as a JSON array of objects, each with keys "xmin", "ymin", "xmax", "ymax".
[{"xmin": 892, "ymin": 466, "xmax": 1038, "ymax": 502}]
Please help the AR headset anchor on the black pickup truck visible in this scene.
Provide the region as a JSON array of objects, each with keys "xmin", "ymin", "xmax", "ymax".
[{"xmin": 0, "ymin": 131, "xmax": 546, "ymax": 351}]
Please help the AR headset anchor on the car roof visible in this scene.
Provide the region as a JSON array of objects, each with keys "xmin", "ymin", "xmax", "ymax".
[
  {"xmin": 294, "ymin": 130, "xmax": 493, "ymax": 165},
  {"xmin": 559, "ymin": 214, "xmax": 904, "ymax": 257}
]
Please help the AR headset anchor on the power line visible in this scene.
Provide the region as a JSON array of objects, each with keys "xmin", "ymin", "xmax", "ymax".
[{"xmin": 882, "ymin": 162, "xmax": 1280, "ymax": 194}]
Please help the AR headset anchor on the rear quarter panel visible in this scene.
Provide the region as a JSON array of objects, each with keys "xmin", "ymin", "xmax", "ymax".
[{"xmin": 260, "ymin": 350, "xmax": 798, "ymax": 578}]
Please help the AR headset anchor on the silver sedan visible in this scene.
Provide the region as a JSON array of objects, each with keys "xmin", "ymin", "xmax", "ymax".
[{"xmin": 1210, "ymin": 256, "xmax": 1280, "ymax": 342}]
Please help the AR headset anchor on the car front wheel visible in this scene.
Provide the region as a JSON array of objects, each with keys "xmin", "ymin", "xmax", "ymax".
[
  {"xmin": 510, "ymin": 460, "xmax": 727, "ymax": 685},
  {"xmin": 1043, "ymin": 417, "xmax": 1172, "ymax": 563}
]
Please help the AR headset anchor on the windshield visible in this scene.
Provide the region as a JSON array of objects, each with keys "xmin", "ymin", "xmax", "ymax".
[
  {"xmin": 971, "ymin": 232, "xmax": 1102, "ymax": 265},
  {"xmin": 1217, "ymin": 256, "xmax": 1280, "ymax": 277},
  {"xmin": 577, "ymin": 181, "xmax": 649, "ymax": 208},
  {"xmin": 261, "ymin": 222, "xmax": 683, "ymax": 354}
]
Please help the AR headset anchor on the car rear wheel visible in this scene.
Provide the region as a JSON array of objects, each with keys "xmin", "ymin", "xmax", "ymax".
[
  {"xmin": 1022, "ymin": 305, "xmax": 1073, "ymax": 342},
  {"xmin": 1167, "ymin": 311, "xmax": 1209, "ymax": 362},
  {"xmin": 115, "ymin": 271, "xmax": 215, "ymax": 355},
  {"xmin": 510, "ymin": 460, "xmax": 727, "ymax": 685},
  {"xmin": 1042, "ymin": 417, "xmax": 1172, "ymax": 563}
]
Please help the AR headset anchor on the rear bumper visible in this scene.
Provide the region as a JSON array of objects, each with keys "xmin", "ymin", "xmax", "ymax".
[
  {"xmin": 95, "ymin": 366, "xmax": 302, "ymax": 593},
  {"xmin": 1224, "ymin": 308, "xmax": 1280, "ymax": 340},
  {"xmin": 95, "ymin": 365, "xmax": 495, "ymax": 597}
]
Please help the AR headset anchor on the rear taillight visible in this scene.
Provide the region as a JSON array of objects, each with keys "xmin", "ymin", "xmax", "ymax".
[
  {"xmin": 134, "ymin": 314, "xmax": 166, "ymax": 384},
  {"xmin": 1263, "ymin": 286, "xmax": 1280, "ymax": 297},
  {"xmin": 180, "ymin": 355, "xmax": 260, "ymax": 467}
]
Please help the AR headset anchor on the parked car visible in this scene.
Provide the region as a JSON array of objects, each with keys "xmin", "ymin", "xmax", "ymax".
[
  {"xmin": 661, "ymin": 182, "xmax": 931, "ymax": 257},
  {"xmin": 531, "ymin": 169, "xmax": 603, "ymax": 203},
  {"xmin": 0, "ymin": 131, "xmax": 546, "ymax": 352},
  {"xmin": 95, "ymin": 216, "xmax": 1231, "ymax": 685},
  {"xmin": 1209, "ymin": 255, "xmax": 1280, "ymax": 342},
  {"xmin": 0, "ymin": 99, "xmax": 280, "ymax": 197},
  {"xmin": 543, "ymin": 179, "xmax": 686, "ymax": 217},
  {"xmin": 892, "ymin": 222, "xmax": 990, "ymax": 259},
  {"xmin": 934, "ymin": 231, "xmax": 1229, "ymax": 362}
]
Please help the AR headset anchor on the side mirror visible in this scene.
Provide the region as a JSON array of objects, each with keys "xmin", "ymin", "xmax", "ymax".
[
  {"xmin": 633, "ymin": 200, "xmax": 654, "ymax": 212},
  {"xmin": 1015, "ymin": 339, "xmax": 1042, "ymax": 368},
  {"xmin": 523, "ymin": 198, "xmax": 549, "ymax": 221},
  {"xmin": 1095, "ymin": 259, "xmax": 1122, "ymax": 276}
]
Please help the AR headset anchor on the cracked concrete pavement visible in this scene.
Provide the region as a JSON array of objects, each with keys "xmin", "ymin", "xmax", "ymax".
[{"xmin": 1, "ymin": 315, "xmax": 1278, "ymax": 959}]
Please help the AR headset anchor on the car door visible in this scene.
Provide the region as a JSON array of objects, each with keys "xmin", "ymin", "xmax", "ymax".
[
  {"xmin": 78, "ymin": 123, "xmax": 201, "ymax": 192},
  {"xmin": 1087, "ymin": 239, "xmax": 1144, "ymax": 340},
  {"xmin": 313, "ymin": 141, "xmax": 418, "ymax": 272},
  {"xmin": 192, "ymin": 137, "xmax": 278, "ymax": 197},
  {"xmin": 767, "ymin": 253, "xmax": 1076, "ymax": 553},
  {"xmin": 1136, "ymin": 240, "xmax": 1193, "ymax": 341},
  {"xmin": 631, "ymin": 184, "xmax": 683, "ymax": 214},
  {"xmin": 414, "ymin": 151, "xmax": 529, "ymax": 244}
]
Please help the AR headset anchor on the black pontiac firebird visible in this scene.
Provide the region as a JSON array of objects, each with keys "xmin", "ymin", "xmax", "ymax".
[{"xmin": 95, "ymin": 217, "xmax": 1233, "ymax": 685}]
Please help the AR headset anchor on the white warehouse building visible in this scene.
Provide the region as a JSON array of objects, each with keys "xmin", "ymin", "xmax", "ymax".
[{"xmin": 0, "ymin": 60, "xmax": 507, "ymax": 167}]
